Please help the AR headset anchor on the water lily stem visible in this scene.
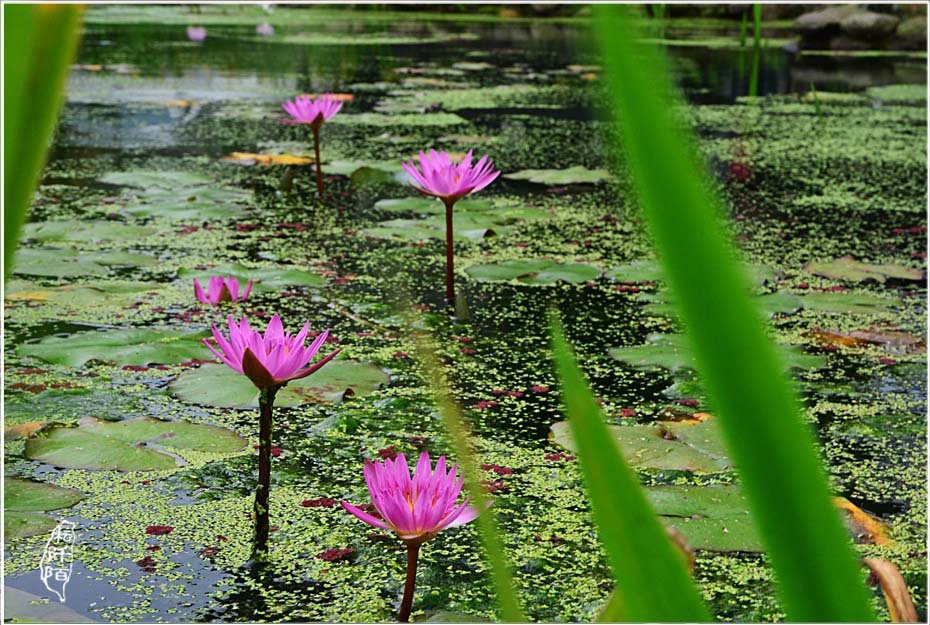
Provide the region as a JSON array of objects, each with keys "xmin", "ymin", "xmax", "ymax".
[
  {"xmin": 311, "ymin": 126, "xmax": 324, "ymax": 196},
  {"xmin": 398, "ymin": 541, "xmax": 421, "ymax": 622},
  {"xmin": 253, "ymin": 386, "xmax": 278, "ymax": 558},
  {"xmin": 443, "ymin": 198, "xmax": 456, "ymax": 305}
]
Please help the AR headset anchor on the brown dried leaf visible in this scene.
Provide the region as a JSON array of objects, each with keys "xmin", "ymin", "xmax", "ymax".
[{"xmin": 863, "ymin": 558, "xmax": 919, "ymax": 623}]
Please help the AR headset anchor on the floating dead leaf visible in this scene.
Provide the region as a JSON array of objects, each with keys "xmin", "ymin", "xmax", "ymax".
[
  {"xmin": 580, "ymin": 72, "xmax": 599, "ymax": 81},
  {"xmin": 410, "ymin": 151, "xmax": 468, "ymax": 162},
  {"xmin": 810, "ymin": 328, "xmax": 924, "ymax": 353},
  {"xmin": 163, "ymin": 100, "xmax": 193, "ymax": 107},
  {"xmin": 4, "ymin": 422, "xmax": 48, "ymax": 440},
  {"xmin": 223, "ymin": 152, "xmax": 314, "ymax": 166},
  {"xmin": 72, "ymin": 64, "xmax": 103, "ymax": 72},
  {"xmin": 299, "ymin": 92, "xmax": 354, "ymax": 102},
  {"xmin": 863, "ymin": 558, "xmax": 919, "ymax": 623},
  {"xmin": 665, "ymin": 526, "xmax": 696, "ymax": 573},
  {"xmin": 834, "ymin": 497, "xmax": 891, "ymax": 546}
]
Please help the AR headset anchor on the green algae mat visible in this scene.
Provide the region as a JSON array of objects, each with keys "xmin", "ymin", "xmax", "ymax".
[{"xmin": 3, "ymin": 7, "xmax": 926, "ymax": 624}]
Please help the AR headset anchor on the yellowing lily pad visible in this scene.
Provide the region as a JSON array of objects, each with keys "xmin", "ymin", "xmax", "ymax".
[
  {"xmin": 170, "ymin": 360, "xmax": 390, "ymax": 409},
  {"xmin": 20, "ymin": 328, "xmax": 210, "ymax": 367},
  {"xmin": 223, "ymin": 152, "xmax": 314, "ymax": 166},
  {"xmin": 24, "ymin": 416, "xmax": 247, "ymax": 471}
]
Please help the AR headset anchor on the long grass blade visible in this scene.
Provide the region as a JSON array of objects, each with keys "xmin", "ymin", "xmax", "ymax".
[
  {"xmin": 414, "ymin": 334, "xmax": 526, "ymax": 622},
  {"xmin": 593, "ymin": 6, "xmax": 876, "ymax": 621},
  {"xmin": 550, "ymin": 316, "xmax": 710, "ymax": 622},
  {"xmin": 3, "ymin": 4, "xmax": 83, "ymax": 279}
]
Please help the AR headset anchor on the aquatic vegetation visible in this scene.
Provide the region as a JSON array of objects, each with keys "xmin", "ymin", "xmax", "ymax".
[
  {"xmin": 401, "ymin": 149, "xmax": 500, "ymax": 302},
  {"xmin": 282, "ymin": 94, "xmax": 344, "ymax": 195},
  {"xmin": 342, "ymin": 451, "xmax": 480, "ymax": 621},
  {"xmin": 206, "ymin": 314, "xmax": 340, "ymax": 556},
  {"xmin": 193, "ymin": 275, "xmax": 253, "ymax": 305}
]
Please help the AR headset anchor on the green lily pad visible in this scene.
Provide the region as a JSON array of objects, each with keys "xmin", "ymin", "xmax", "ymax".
[
  {"xmin": 609, "ymin": 333, "xmax": 826, "ymax": 373},
  {"xmin": 330, "ymin": 112, "xmax": 467, "ymax": 127},
  {"xmin": 804, "ymin": 256, "xmax": 925, "ymax": 284},
  {"xmin": 22, "ymin": 220, "xmax": 159, "ymax": 244},
  {"xmin": 178, "ymin": 263, "xmax": 325, "ymax": 291},
  {"xmin": 362, "ymin": 204, "xmax": 549, "ymax": 242},
  {"xmin": 170, "ymin": 360, "xmax": 391, "ymax": 409},
  {"xmin": 4, "ymin": 478, "xmax": 86, "ymax": 539},
  {"xmin": 25, "ymin": 416, "xmax": 247, "ymax": 471},
  {"xmin": 645, "ymin": 484, "xmax": 762, "ymax": 552},
  {"xmin": 12, "ymin": 247, "xmax": 158, "ymax": 278},
  {"xmin": 100, "ymin": 170, "xmax": 213, "ymax": 189},
  {"xmin": 550, "ymin": 418, "xmax": 731, "ymax": 472},
  {"xmin": 20, "ymin": 328, "xmax": 210, "ymax": 367},
  {"xmin": 121, "ymin": 187, "xmax": 250, "ymax": 220},
  {"xmin": 3, "ymin": 587, "xmax": 95, "ymax": 622},
  {"xmin": 373, "ymin": 197, "xmax": 492, "ymax": 215},
  {"xmin": 465, "ymin": 259, "xmax": 601, "ymax": 285},
  {"xmin": 798, "ymin": 291, "xmax": 903, "ymax": 314},
  {"xmin": 5, "ymin": 280, "xmax": 162, "ymax": 309},
  {"xmin": 503, "ymin": 166, "xmax": 613, "ymax": 185}
]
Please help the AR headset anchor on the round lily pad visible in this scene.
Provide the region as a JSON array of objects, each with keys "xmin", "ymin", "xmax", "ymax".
[
  {"xmin": 25, "ymin": 416, "xmax": 247, "ymax": 471},
  {"xmin": 466, "ymin": 259, "xmax": 601, "ymax": 285},
  {"xmin": 5, "ymin": 280, "xmax": 163, "ymax": 308},
  {"xmin": 178, "ymin": 263, "xmax": 324, "ymax": 291},
  {"xmin": 550, "ymin": 419, "xmax": 731, "ymax": 473},
  {"xmin": 373, "ymin": 197, "xmax": 492, "ymax": 215},
  {"xmin": 100, "ymin": 169, "xmax": 213, "ymax": 189},
  {"xmin": 170, "ymin": 360, "xmax": 390, "ymax": 408},
  {"xmin": 798, "ymin": 291, "xmax": 902, "ymax": 314},
  {"xmin": 12, "ymin": 247, "xmax": 158, "ymax": 278},
  {"xmin": 608, "ymin": 261, "xmax": 781, "ymax": 288},
  {"xmin": 503, "ymin": 166, "xmax": 613, "ymax": 185},
  {"xmin": 4, "ymin": 478, "xmax": 86, "ymax": 539},
  {"xmin": 20, "ymin": 328, "xmax": 210, "ymax": 367},
  {"xmin": 121, "ymin": 187, "xmax": 250, "ymax": 220}
]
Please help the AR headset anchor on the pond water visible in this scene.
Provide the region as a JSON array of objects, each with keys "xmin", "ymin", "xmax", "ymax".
[{"xmin": 4, "ymin": 6, "xmax": 927, "ymax": 623}]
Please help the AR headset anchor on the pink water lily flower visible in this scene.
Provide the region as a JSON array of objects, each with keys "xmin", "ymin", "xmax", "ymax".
[
  {"xmin": 204, "ymin": 315, "xmax": 340, "ymax": 390},
  {"xmin": 282, "ymin": 94, "xmax": 343, "ymax": 128},
  {"xmin": 343, "ymin": 451, "xmax": 480, "ymax": 545},
  {"xmin": 187, "ymin": 26, "xmax": 207, "ymax": 42},
  {"xmin": 193, "ymin": 276, "xmax": 253, "ymax": 304},
  {"xmin": 402, "ymin": 149, "xmax": 500, "ymax": 203}
]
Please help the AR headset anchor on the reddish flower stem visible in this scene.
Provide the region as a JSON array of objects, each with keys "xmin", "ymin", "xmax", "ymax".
[
  {"xmin": 253, "ymin": 385, "xmax": 278, "ymax": 558},
  {"xmin": 443, "ymin": 198, "xmax": 456, "ymax": 304},
  {"xmin": 398, "ymin": 541, "xmax": 421, "ymax": 622},
  {"xmin": 311, "ymin": 125, "xmax": 324, "ymax": 196}
]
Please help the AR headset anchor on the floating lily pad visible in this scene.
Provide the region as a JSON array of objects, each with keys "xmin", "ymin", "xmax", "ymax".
[
  {"xmin": 170, "ymin": 360, "xmax": 390, "ymax": 409},
  {"xmin": 4, "ymin": 478, "xmax": 85, "ymax": 539},
  {"xmin": 20, "ymin": 328, "xmax": 210, "ymax": 367},
  {"xmin": 373, "ymin": 197, "xmax": 492, "ymax": 215},
  {"xmin": 645, "ymin": 484, "xmax": 762, "ymax": 552},
  {"xmin": 22, "ymin": 220, "xmax": 158, "ymax": 244},
  {"xmin": 550, "ymin": 418, "xmax": 731, "ymax": 473},
  {"xmin": 362, "ymin": 205, "xmax": 549, "ymax": 242},
  {"xmin": 5, "ymin": 280, "xmax": 162, "ymax": 308},
  {"xmin": 503, "ymin": 166, "xmax": 613, "ymax": 185},
  {"xmin": 466, "ymin": 259, "xmax": 601, "ymax": 285},
  {"xmin": 121, "ymin": 187, "xmax": 250, "ymax": 220},
  {"xmin": 12, "ymin": 247, "xmax": 158, "ymax": 278},
  {"xmin": 223, "ymin": 152, "xmax": 314, "ymax": 166},
  {"xmin": 804, "ymin": 256, "xmax": 925, "ymax": 284},
  {"xmin": 25, "ymin": 417, "xmax": 246, "ymax": 471},
  {"xmin": 178, "ymin": 263, "xmax": 325, "ymax": 291},
  {"xmin": 609, "ymin": 333, "xmax": 826, "ymax": 373},
  {"xmin": 100, "ymin": 169, "xmax": 212, "ymax": 189},
  {"xmin": 798, "ymin": 291, "xmax": 902, "ymax": 314}
]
